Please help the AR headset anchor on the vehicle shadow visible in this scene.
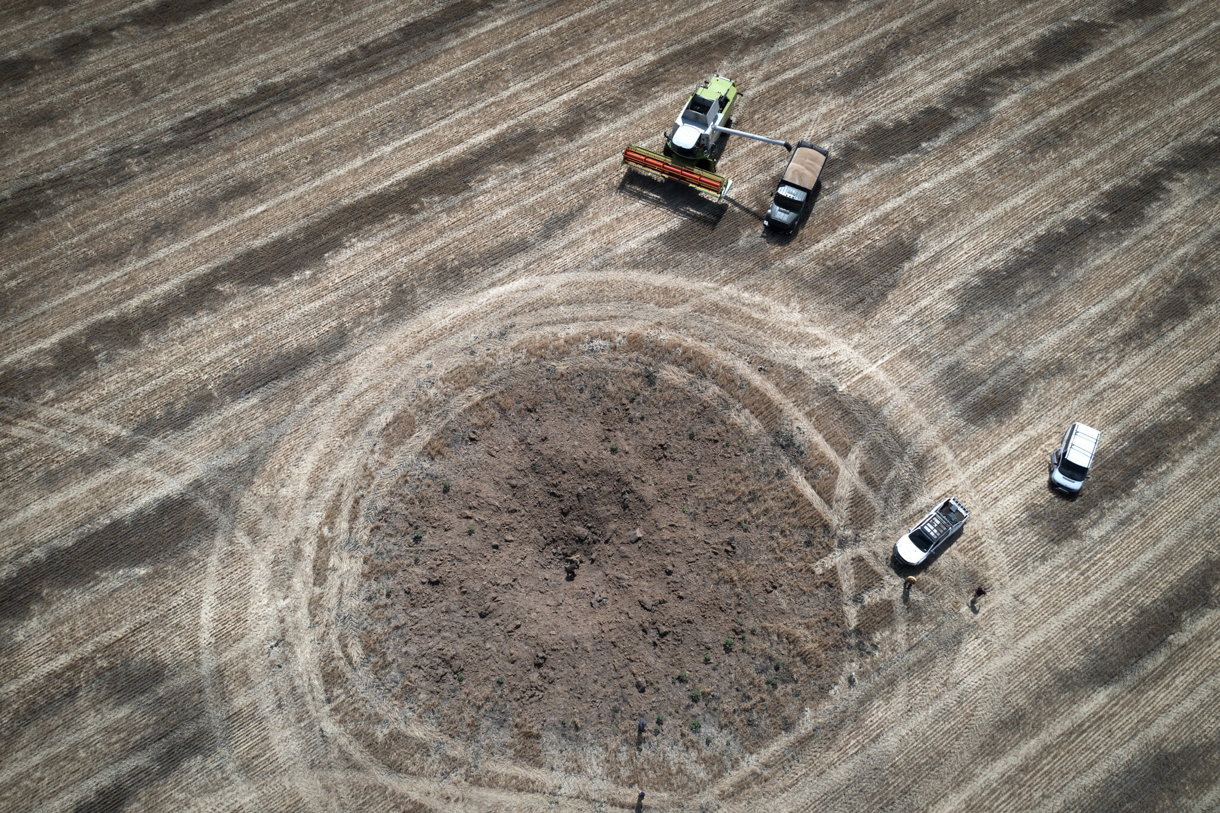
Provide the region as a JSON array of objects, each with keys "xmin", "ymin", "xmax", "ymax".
[{"xmin": 617, "ymin": 169, "xmax": 726, "ymax": 228}]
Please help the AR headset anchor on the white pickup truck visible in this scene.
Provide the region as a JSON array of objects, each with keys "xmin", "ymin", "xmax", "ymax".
[{"xmin": 894, "ymin": 497, "xmax": 970, "ymax": 566}]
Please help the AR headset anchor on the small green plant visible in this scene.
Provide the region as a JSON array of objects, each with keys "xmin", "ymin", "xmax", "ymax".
[
  {"xmin": 687, "ymin": 471, "xmax": 694, "ymax": 481},
  {"xmin": 560, "ymin": 719, "xmax": 567, "ymax": 728},
  {"xmin": 688, "ymin": 428, "xmax": 696, "ymax": 440},
  {"xmin": 455, "ymin": 671, "xmax": 464, "ymax": 682},
  {"xmin": 653, "ymin": 726, "xmax": 661, "ymax": 735},
  {"xmin": 724, "ymin": 637, "xmax": 735, "ymax": 653},
  {"xmin": 441, "ymin": 479, "xmax": 451, "ymax": 494},
  {"xmin": 675, "ymin": 671, "xmax": 689, "ymax": 684},
  {"xmin": 656, "ymin": 714, "xmax": 665, "ymax": 726},
  {"xmin": 412, "ymin": 528, "xmax": 423, "ymax": 541},
  {"xmin": 703, "ymin": 653, "xmax": 712, "ymax": 665},
  {"xmin": 689, "ymin": 688, "xmax": 702, "ymax": 703},
  {"xmin": 751, "ymin": 625, "xmax": 758, "ymax": 635},
  {"xmin": 773, "ymin": 659, "xmax": 784, "ymax": 671},
  {"xmin": 496, "ymin": 676, "xmax": 504, "ymax": 686},
  {"xmin": 628, "ymin": 392, "xmax": 638, "ymax": 403},
  {"xmin": 610, "ymin": 442, "xmax": 619, "ymax": 454},
  {"xmin": 413, "ymin": 554, "xmax": 420, "ymax": 564},
  {"xmin": 466, "ymin": 524, "xmax": 475, "ymax": 535},
  {"xmin": 705, "ymin": 736, "xmax": 712, "ymax": 746},
  {"xmin": 690, "ymin": 720, "xmax": 702, "ymax": 733},
  {"xmin": 767, "ymin": 676, "xmax": 778, "ymax": 688}
]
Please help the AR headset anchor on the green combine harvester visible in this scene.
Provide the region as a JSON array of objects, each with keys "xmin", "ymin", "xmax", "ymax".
[{"xmin": 622, "ymin": 75, "xmax": 791, "ymax": 199}]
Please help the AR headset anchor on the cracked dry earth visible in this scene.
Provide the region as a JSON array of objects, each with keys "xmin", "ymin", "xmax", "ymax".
[{"xmin": 2, "ymin": 0, "xmax": 1219, "ymax": 810}]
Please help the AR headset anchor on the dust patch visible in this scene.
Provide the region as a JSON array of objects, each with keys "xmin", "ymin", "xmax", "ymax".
[
  {"xmin": 341, "ymin": 342, "xmax": 853, "ymax": 789},
  {"xmin": 835, "ymin": 19, "xmax": 1116, "ymax": 172},
  {"xmin": 0, "ymin": 493, "xmax": 215, "ymax": 626},
  {"xmin": 952, "ymin": 130, "xmax": 1220, "ymax": 320},
  {"xmin": 1065, "ymin": 558, "xmax": 1219, "ymax": 689}
]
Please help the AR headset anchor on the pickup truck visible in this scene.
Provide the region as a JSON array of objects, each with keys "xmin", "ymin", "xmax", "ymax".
[
  {"xmin": 763, "ymin": 140, "xmax": 828, "ymax": 235},
  {"xmin": 894, "ymin": 497, "xmax": 970, "ymax": 566}
]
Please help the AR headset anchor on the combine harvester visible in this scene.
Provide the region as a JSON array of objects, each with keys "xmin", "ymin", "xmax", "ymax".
[{"xmin": 622, "ymin": 75, "xmax": 791, "ymax": 199}]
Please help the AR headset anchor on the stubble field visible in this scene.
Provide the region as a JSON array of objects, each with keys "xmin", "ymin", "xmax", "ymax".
[{"xmin": 1, "ymin": 0, "xmax": 1218, "ymax": 810}]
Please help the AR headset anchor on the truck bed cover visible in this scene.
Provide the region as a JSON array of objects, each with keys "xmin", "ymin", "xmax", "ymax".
[
  {"xmin": 914, "ymin": 498, "xmax": 968, "ymax": 544},
  {"xmin": 782, "ymin": 145, "xmax": 827, "ymax": 190}
]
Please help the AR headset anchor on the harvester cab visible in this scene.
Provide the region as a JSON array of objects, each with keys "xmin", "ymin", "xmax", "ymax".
[
  {"xmin": 622, "ymin": 75, "xmax": 791, "ymax": 200},
  {"xmin": 665, "ymin": 76, "xmax": 737, "ymax": 169}
]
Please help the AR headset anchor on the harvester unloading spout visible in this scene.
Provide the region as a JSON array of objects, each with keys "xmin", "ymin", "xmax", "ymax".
[
  {"xmin": 712, "ymin": 125, "xmax": 791, "ymax": 151},
  {"xmin": 621, "ymin": 75, "xmax": 790, "ymax": 199}
]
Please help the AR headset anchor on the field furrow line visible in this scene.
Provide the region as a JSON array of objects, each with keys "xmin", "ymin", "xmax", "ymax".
[
  {"xmin": 729, "ymin": 437, "xmax": 1220, "ymax": 808},
  {"xmin": 943, "ymin": 607, "xmax": 1218, "ymax": 810},
  {"xmin": 0, "ymin": 0, "xmax": 906, "ymax": 336},
  {"xmin": 0, "ymin": 0, "xmax": 391, "ymax": 168}
]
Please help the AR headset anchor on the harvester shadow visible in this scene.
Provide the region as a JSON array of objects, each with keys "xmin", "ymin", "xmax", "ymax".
[
  {"xmin": 723, "ymin": 195, "xmax": 764, "ymax": 221},
  {"xmin": 618, "ymin": 170, "xmax": 727, "ymax": 228}
]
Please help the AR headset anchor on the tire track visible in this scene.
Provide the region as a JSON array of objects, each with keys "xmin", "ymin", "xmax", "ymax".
[
  {"xmin": 0, "ymin": 0, "xmax": 887, "ymax": 333},
  {"xmin": 0, "ymin": 0, "xmax": 1068, "ymax": 412},
  {"xmin": 0, "ymin": 0, "xmax": 380, "ymax": 167},
  {"xmin": 709, "ymin": 429, "xmax": 1220, "ymax": 809}
]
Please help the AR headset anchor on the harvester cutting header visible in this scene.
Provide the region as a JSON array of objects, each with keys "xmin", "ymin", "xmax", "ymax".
[{"xmin": 622, "ymin": 75, "xmax": 792, "ymax": 199}]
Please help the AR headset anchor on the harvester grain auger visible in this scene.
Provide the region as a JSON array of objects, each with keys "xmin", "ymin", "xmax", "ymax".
[{"xmin": 622, "ymin": 75, "xmax": 791, "ymax": 199}]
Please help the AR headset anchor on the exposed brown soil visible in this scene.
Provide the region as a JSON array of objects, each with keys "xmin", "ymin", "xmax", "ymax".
[{"xmin": 353, "ymin": 351, "xmax": 846, "ymax": 778}]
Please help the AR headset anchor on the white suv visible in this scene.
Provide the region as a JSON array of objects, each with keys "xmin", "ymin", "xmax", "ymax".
[{"xmin": 1048, "ymin": 422, "xmax": 1101, "ymax": 495}]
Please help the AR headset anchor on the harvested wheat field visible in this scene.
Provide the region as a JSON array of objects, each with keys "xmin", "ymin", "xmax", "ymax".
[{"xmin": 2, "ymin": 0, "xmax": 1218, "ymax": 810}]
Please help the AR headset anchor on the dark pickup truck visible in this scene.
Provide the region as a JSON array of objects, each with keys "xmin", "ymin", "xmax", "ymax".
[{"xmin": 763, "ymin": 140, "xmax": 828, "ymax": 235}]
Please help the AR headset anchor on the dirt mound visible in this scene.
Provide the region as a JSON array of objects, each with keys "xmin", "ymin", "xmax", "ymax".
[{"xmin": 350, "ymin": 349, "xmax": 850, "ymax": 785}]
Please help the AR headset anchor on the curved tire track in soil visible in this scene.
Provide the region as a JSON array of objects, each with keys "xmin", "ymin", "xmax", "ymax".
[{"xmin": 201, "ymin": 271, "xmax": 984, "ymax": 804}]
